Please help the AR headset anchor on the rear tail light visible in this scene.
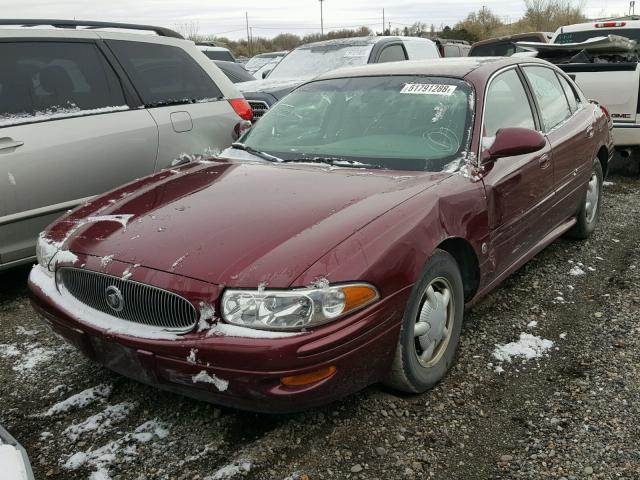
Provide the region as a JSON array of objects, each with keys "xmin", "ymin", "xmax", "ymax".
[
  {"xmin": 228, "ymin": 98, "xmax": 253, "ymax": 121},
  {"xmin": 600, "ymin": 104, "xmax": 611, "ymax": 120},
  {"xmin": 594, "ymin": 21, "xmax": 626, "ymax": 28}
]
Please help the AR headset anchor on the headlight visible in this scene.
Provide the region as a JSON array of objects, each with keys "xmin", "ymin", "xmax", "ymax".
[
  {"xmin": 221, "ymin": 283, "xmax": 379, "ymax": 331},
  {"xmin": 35, "ymin": 234, "xmax": 59, "ymax": 272}
]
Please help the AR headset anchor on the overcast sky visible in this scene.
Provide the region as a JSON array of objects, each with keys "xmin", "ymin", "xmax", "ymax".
[{"xmin": 1, "ymin": 0, "xmax": 634, "ymax": 39}]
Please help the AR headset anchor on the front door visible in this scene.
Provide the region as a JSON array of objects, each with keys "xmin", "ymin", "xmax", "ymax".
[{"xmin": 479, "ymin": 67, "xmax": 554, "ymax": 279}]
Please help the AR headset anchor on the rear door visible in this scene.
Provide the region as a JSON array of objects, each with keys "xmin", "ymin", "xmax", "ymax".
[
  {"xmin": 0, "ymin": 40, "xmax": 158, "ymax": 266},
  {"xmin": 480, "ymin": 67, "xmax": 554, "ymax": 276},
  {"xmin": 521, "ymin": 65, "xmax": 593, "ymax": 224},
  {"xmin": 106, "ymin": 40, "xmax": 239, "ymax": 168}
]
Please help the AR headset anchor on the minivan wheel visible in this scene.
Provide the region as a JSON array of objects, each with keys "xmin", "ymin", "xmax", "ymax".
[
  {"xmin": 568, "ymin": 159, "xmax": 603, "ymax": 240},
  {"xmin": 384, "ymin": 249, "xmax": 464, "ymax": 393}
]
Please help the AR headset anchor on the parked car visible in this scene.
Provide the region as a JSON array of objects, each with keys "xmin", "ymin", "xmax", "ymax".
[
  {"xmin": 29, "ymin": 57, "xmax": 612, "ymax": 413},
  {"xmin": 0, "ymin": 19, "xmax": 252, "ymax": 270},
  {"xmin": 522, "ymin": 18, "xmax": 640, "ymax": 174},
  {"xmin": 238, "ymin": 36, "xmax": 440, "ymax": 119},
  {"xmin": 197, "ymin": 42, "xmax": 236, "ymax": 62},
  {"xmin": 244, "ymin": 51, "xmax": 289, "ymax": 75},
  {"xmin": 433, "ymin": 38, "xmax": 471, "ymax": 57},
  {"xmin": 469, "ymin": 31, "xmax": 552, "ymax": 56},
  {"xmin": 213, "ymin": 60, "xmax": 256, "ymax": 84},
  {"xmin": 0, "ymin": 425, "xmax": 34, "ymax": 480}
]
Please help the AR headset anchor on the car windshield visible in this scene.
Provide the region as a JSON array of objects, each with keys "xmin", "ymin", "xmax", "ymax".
[
  {"xmin": 555, "ymin": 28, "xmax": 640, "ymax": 44},
  {"xmin": 267, "ymin": 43, "xmax": 373, "ymax": 79},
  {"xmin": 246, "ymin": 54, "xmax": 285, "ymax": 73},
  {"xmin": 240, "ymin": 75, "xmax": 474, "ymax": 172}
]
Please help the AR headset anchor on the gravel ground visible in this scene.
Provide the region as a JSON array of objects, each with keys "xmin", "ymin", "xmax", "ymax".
[{"xmin": 0, "ymin": 175, "xmax": 638, "ymax": 480}]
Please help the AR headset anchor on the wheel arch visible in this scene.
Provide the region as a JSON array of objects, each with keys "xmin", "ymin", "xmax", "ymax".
[
  {"xmin": 435, "ymin": 237, "xmax": 481, "ymax": 302},
  {"xmin": 596, "ymin": 145, "xmax": 609, "ymax": 177}
]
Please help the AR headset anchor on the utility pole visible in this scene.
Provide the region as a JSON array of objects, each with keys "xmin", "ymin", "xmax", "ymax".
[
  {"xmin": 245, "ymin": 12, "xmax": 251, "ymax": 56},
  {"xmin": 382, "ymin": 8, "xmax": 385, "ymax": 35},
  {"xmin": 631, "ymin": 1, "xmax": 636, "ymax": 16},
  {"xmin": 319, "ymin": 0, "xmax": 325, "ymax": 36}
]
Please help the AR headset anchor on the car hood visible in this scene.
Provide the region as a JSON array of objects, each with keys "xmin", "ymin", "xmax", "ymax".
[
  {"xmin": 237, "ymin": 77, "xmax": 311, "ymax": 99},
  {"xmin": 60, "ymin": 160, "xmax": 446, "ymax": 287}
]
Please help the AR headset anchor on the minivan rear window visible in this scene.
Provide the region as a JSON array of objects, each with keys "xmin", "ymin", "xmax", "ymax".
[{"xmin": 108, "ymin": 40, "xmax": 223, "ymax": 107}]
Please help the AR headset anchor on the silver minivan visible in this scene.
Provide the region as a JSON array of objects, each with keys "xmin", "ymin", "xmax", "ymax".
[{"xmin": 0, "ymin": 20, "xmax": 252, "ymax": 269}]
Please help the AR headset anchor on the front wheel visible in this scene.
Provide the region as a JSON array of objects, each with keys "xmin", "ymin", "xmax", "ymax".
[
  {"xmin": 384, "ymin": 249, "xmax": 464, "ymax": 393},
  {"xmin": 567, "ymin": 158, "xmax": 603, "ymax": 239}
]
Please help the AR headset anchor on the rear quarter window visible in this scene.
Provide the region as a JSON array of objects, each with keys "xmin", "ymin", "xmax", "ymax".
[
  {"xmin": 0, "ymin": 41, "xmax": 126, "ymax": 125},
  {"xmin": 403, "ymin": 40, "xmax": 440, "ymax": 59},
  {"xmin": 108, "ymin": 40, "xmax": 223, "ymax": 107}
]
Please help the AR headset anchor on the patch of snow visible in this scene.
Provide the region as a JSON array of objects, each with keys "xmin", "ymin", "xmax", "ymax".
[
  {"xmin": 55, "ymin": 250, "xmax": 78, "ymax": 265},
  {"xmin": 192, "ymin": 370, "xmax": 229, "ymax": 392},
  {"xmin": 64, "ymin": 420, "xmax": 169, "ymax": 478},
  {"xmin": 612, "ymin": 238, "xmax": 620, "ymax": 243},
  {"xmin": 15, "ymin": 326, "xmax": 39, "ymax": 336},
  {"xmin": 63, "ymin": 402, "xmax": 137, "ymax": 441},
  {"xmin": 0, "ymin": 105, "xmax": 129, "ymax": 127},
  {"xmin": 527, "ymin": 320, "xmax": 538, "ymax": 328},
  {"xmin": 205, "ymin": 461, "xmax": 252, "ymax": 480},
  {"xmin": 13, "ymin": 346, "xmax": 56, "ymax": 373},
  {"xmin": 308, "ymin": 277, "xmax": 330, "ymax": 289},
  {"xmin": 569, "ymin": 266, "xmax": 586, "ymax": 276},
  {"xmin": 40, "ymin": 431, "xmax": 53, "ymax": 441},
  {"xmin": 493, "ymin": 333, "xmax": 554, "ymax": 364},
  {"xmin": 198, "ymin": 302, "xmax": 217, "ymax": 332},
  {"xmin": 0, "ymin": 344, "xmax": 20, "ymax": 358},
  {"xmin": 187, "ymin": 348, "xmax": 198, "ymax": 365},
  {"xmin": 603, "ymin": 181, "xmax": 614, "ymax": 186},
  {"xmin": 0, "ymin": 444, "xmax": 30, "ymax": 480},
  {"xmin": 43, "ymin": 384, "xmax": 112, "ymax": 417},
  {"xmin": 257, "ymin": 281, "xmax": 269, "ymax": 292},
  {"xmin": 587, "ymin": 266, "xmax": 596, "ymax": 272},
  {"xmin": 7, "ymin": 172, "xmax": 16, "ymax": 185},
  {"xmin": 170, "ymin": 254, "xmax": 188, "ymax": 271},
  {"xmin": 559, "ymin": 332, "xmax": 568, "ymax": 339},
  {"xmin": 100, "ymin": 255, "xmax": 115, "ymax": 267},
  {"xmin": 48, "ymin": 384, "xmax": 67, "ymax": 395}
]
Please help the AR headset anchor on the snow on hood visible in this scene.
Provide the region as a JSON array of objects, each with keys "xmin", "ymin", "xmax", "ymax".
[
  {"xmin": 57, "ymin": 161, "xmax": 444, "ymax": 288},
  {"xmin": 237, "ymin": 77, "xmax": 313, "ymax": 95}
]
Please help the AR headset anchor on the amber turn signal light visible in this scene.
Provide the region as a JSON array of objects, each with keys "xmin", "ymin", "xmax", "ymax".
[
  {"xmin": 281, "ymin": 366, "xmax": 337, "ymax": 387},
  {"xmin": 342, "ymin": 285, "xmax": 378, "ymax": 313}
]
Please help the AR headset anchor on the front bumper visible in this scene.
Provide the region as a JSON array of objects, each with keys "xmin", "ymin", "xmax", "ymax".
[
  {"xmin": 28, "ymin": 264, "xmax": 409, "ymax": 413},
  {"xmin": 0, "ymin": 426, "xmax": 35, "ymax": 480}
]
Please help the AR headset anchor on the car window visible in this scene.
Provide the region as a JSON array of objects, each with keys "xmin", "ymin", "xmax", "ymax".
[
  {"xmin": 444, "ymin": 44, "xmax": 461, "ymax": 57},
  {"xmin": 241, "ymin": 75, "xmax": 474, "ymax": 172},
  {"xmin": 484, "ymin": 68, "xmax": 536, "ymax": 138},
  {"xmin": 556, "ymin": 73, "xmax": 580, "ymax": 113},
  {"xmin": 470, "ymin": 42, "xmax": 516, "ymax": 56},
  {"xmin": 377, "ymin": 44, "xmax": 407, "ymax": 63},
  {"xmin": 523, "ymin": 66, "xmax": 572, "ymax": 131},
  {"xmin": 403, "ymin": 40, "xmax": 439, "ymax": 60},
  {"xmin": 0, "ymin": 41, "xmax": 126, "ymax": 125},
  {"xmin": 202, "ymin": 50, "xmax": 235, "ymax": 62},
  {"xmin": 107, "ymin": 40, "xmax": 223, "ymax": 107}
]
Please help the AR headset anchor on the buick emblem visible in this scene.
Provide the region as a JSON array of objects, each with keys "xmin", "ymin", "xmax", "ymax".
[{"xmin": 105, "ymin": 285, "xmax": 124, "ymax": 312}]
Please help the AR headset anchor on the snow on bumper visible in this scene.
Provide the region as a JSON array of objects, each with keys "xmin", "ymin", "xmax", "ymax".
[{"xmin": 0, "ymin": 426, "xmax": 35, "ymax": 480}]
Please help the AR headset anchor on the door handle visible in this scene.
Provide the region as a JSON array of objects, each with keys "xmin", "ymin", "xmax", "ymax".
[
  {"xmin": 0, "ymin": 138, "xmax": 24, "ymax": 151},
  {"xmin": 538, "ymin": 153, "xmax": 551, "ymax": 170},
  {"xmin": 586, "ymin": 125, "xmax": 594, "ymax": 138}
]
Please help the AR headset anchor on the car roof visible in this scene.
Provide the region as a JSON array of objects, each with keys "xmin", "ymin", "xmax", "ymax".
[
  {"xmin": 554, "ymin": 19, "xmax": 640, "ymax": 34},
  {"xmin": 471, "ymin": 31, "xmax": 550, "ymax": 47},
  {"xmin": 314, "ymin": 56, "xmax": 550, "ymax": 81},
  {"xmin": 296, "ymin": 35, "xmax": 435, "ymax": 50}
]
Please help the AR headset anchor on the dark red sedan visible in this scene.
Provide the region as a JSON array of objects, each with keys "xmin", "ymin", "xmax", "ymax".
[{"xmin": 29, "ymin": 57, "xmax": 612, "ymax": 413}]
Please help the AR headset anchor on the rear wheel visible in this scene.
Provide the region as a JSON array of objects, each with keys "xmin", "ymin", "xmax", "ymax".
[
  {"xmin": 384, "ymin": 249, "xmax": 464, "ymax": 393},
  {"xmin": 568, "ymin": 158, "xmax": 603, "ymax": 239}
]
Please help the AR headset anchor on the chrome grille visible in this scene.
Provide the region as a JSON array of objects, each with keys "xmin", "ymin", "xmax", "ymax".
[
  {"xmin": 57, "ymin": 268, "xmax": 197, "ymax": 332},
  {"xmin": 248, "ymin": 100, "xmax": 270, "ymax": 119}
]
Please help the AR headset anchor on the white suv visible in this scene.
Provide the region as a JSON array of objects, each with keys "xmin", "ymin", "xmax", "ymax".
[{"xmin": 0, "ymin": 20, "xmax": 253, "ymax": 269}]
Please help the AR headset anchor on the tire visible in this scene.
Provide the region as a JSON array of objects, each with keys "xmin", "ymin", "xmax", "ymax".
[
  {"xmin": 384, "ymin": 249, "xmax": 464, "ymax": 393},
  {"xmin": 567, "ymin": 158, "xmax": 603, "ymax": 240}
]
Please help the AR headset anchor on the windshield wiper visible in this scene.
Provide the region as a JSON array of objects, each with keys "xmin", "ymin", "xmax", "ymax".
[
  {"xmin": 282, "ymin": 157, "xmax": 383, "ymax": 169},
  {"xmin": 231, "ymin": 143, "xmax": 283, "ymax": 163}
]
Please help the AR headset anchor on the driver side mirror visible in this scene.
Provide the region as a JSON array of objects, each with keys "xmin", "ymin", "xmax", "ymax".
[
  {"xmin": 262, "ymin": 69, "xmax": 272, "ymax": 79},
  {"xmin": 483, "ymin": 128, "xmax": 546, "ymax": 161}
]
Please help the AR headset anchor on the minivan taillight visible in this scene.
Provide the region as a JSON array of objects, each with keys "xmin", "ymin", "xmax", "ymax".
[{"xmin": 228, "ymin": 98, "xmax": 253, "ymax": 121}]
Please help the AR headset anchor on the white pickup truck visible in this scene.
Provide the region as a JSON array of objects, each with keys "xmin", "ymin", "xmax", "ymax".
[{"xmin": 519, "ymin": 19, "xmax": 640, "ymax": 174}]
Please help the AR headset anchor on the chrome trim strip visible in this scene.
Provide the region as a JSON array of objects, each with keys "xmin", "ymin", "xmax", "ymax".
[{"xmin": 0, "ymin": 196, "xmax": 94, "ymax": 226}]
